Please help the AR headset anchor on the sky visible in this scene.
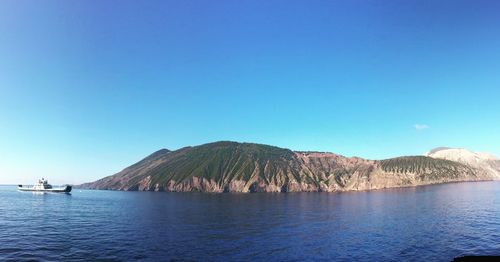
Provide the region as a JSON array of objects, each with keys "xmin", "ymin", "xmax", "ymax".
[{"xmin": 1, "ymin": 0, "xmax": 499, "ymax": 185}]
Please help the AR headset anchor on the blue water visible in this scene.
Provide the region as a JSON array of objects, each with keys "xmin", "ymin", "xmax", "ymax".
[{"xmin": 1, "ymin": 182, "xmax": 499, "ymax": 261}]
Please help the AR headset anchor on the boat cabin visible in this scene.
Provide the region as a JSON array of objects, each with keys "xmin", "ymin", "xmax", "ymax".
[{"xmin": 33, "ymin": 178, "xmax": 53, "ymax": 190}]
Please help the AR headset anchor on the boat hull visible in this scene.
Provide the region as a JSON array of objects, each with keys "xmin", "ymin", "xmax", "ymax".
[{"xmin": 18, "ymin": 185, "xmax": 72, "ymax": 193}]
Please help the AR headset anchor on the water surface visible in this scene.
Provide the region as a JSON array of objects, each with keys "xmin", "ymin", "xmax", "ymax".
[{"xmin": 1, "ymin": 182, "xmax": 499, "ymax": 261}]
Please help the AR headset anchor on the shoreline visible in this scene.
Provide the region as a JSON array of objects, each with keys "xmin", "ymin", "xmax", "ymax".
[{"xmin": 75, "ymin": 179, "xmax": 499, "ymax": 194}]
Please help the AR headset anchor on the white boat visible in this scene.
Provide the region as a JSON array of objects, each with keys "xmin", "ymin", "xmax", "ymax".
[{"xmin": 18, "ymin": 178, "xmax": 72, "ymax": 193}]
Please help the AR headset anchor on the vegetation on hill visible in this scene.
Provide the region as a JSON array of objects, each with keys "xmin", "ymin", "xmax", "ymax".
[{"xmin": 79, "ymin": 141, "xmax": 496, "ymax": 192}]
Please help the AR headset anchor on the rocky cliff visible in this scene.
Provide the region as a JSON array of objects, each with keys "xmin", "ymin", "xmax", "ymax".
[
  {"xmin": 79, "ymin": 142, "xmax": 499, "ymax": 192},
  {"xmin": 425, "ymin": 147, "xmax": 500, "ymax": 179}
]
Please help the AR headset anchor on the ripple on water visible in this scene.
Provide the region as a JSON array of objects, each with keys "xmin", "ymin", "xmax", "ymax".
[{"xmin": 0, "ymin": 182, "xmax": 499, "ymax": 261}]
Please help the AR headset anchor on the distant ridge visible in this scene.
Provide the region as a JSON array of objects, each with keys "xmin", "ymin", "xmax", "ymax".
[
  {"xmin": 425, "ymin": 147, "xmax": 500, "ymax": 178},
  {"xmin": 79, "ymin": 141, "xmax": 499, "ymax": 193}
]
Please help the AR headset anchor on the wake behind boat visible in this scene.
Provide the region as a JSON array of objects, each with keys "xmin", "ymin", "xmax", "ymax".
[{"xmin": 18, "ymin": 178, "xmax": 72, "ymax": 193}]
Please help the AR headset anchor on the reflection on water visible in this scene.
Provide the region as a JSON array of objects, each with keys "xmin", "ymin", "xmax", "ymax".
[{"xmin": 0, "ymin": 181, "xmax": 499, "ymax": 261}]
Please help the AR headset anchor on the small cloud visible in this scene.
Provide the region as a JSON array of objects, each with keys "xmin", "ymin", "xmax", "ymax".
[{"xmin": 414, "ymin": 124, "xmax": 430, "ymax": 131}]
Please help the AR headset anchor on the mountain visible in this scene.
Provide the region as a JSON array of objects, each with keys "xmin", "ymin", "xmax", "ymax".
[
  {"xmin": 79, "ymin": 141, "xmax": 498, "ymax": 192},
  {"xmin": 425, "ymin": 147, "xmax": 500, "ymax": 178}
]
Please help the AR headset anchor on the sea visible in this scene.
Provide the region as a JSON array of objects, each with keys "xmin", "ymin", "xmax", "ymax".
[{"xmin": 0, "ymin": 181, "xmax": 499, "ymax": 261}]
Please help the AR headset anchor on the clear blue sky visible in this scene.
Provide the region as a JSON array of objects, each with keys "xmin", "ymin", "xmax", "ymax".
[{"xmin": 1, "ymin": 0, "xmax": 499, "ymax": 184}]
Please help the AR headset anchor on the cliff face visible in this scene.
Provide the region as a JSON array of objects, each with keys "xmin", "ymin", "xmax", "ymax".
[
  {"xmin": 425, "ymin": 147, "xmax": 500, "ymax": 179},
  {"xmin": 79, "ymin": 142, "xmax": 498, "ymax": 193}
]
